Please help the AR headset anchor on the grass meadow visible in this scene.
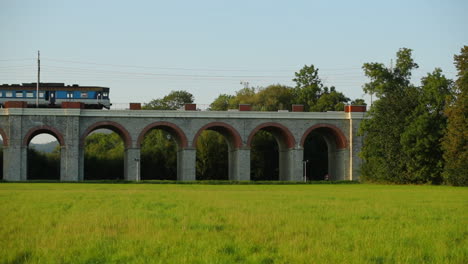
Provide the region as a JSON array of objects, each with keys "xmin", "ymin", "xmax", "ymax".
[{"xmin": 0, "ymin": 183, "xmax": 466, "ymax": 264}]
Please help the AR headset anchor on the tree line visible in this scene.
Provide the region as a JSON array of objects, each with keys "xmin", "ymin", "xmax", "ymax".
[{"xmin": 2, "ymin": 46, "xmax": 466, "ymax": 186}]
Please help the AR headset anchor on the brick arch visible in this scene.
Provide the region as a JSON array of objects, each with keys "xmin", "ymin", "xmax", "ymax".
[
  {"xmin": 192, "ymin": 122, "xmax": 243, "ymax": 149},
  {"xmin": 247, "ymin": 122, "xmax": 295, "ymax": 149},
  {"xmin": 0, "ymin": 127, "xmax": 8, "ymax": 146},
  {"xmin": 23, "ymin": 125, "xmax": 65, "ymax": 147},
  {"xmin": 300, "ymin": 124, "xmax": 347, "ymax": 149},
  {"xmin": 80, "ymin": 121, "xmax": 132, "ymax": 148},
  {"xmin": 137, "ymin": 121, "xmax": 188, "ymax": 148}
]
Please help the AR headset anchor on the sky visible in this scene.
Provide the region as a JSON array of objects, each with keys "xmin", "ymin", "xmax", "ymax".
[{"xmin": 1, "ymin": 0, "xmax": 467, "ymax": 111}]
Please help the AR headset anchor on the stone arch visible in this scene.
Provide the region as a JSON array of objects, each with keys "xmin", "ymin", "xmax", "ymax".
[
  {"xmin": 80, "ymin": 121, "xmax": 132, "ymax": 148},
  {"xmin": 301, "ymin": 123, "xmax": 348, "ymax": 181},
  {"xmin": 247, "ymin": 122, "xmax": 295, "ymax": 149},
  {"xmin": 0, "ymin": 127, "xmax": 8, "ymax": 146},
  {"xmin": 137, "ymin": 121, "xmax": 188, "ymax": 149},
  {"xmin": 23, "ymin": 125, "xmax": 65, "ymax": 147},
  {"xmin": 300, "ymin": 124, "xmax": 347, "ymax": 149},
  {"xmin": 192, "ymin": 122, "xmax": 242, "ymax": 149}
]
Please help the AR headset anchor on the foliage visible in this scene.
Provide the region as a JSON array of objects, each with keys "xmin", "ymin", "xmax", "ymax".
[
  {"xmin": 1, "ymin": 183, "xmax": 466, "ymax": 263},
  {"xmin": 293, "ymin": 65, "xmax": 350, "ymax": 111},
  {"xmin": 143, "ymin": 90, "xmax": 194, "ymax": 110},
  {"xmin": 209, "ymin": 94, "xmax": 234, "ymax": 111},
  {"xmin": 359, "ymin": 48, "xmax": 421, "ymax": 183},
  {"xmin": 442, "ymin": 46, "xmax": 468, "ymax": 186},
  {"xmin": 27, "ymin": 147, "xmax": 60, "ymax": 180},
  {"xmin": 196, "ymin": 131, "xmax": 228, "ymax": 180},
  {"xmin": 250, "ymin": 131, "xmax": 279, "ymax": 181},
  {"xmin": 141, "ymin": 129, "xmax": 177, "ymax": 180},
  {"xmin": 400, "ymin": 69, "xmax": 453, "ymax": 184},
  {"xmin": 84, "ymin": 132, "xmax": 124, "ymax": 180}
]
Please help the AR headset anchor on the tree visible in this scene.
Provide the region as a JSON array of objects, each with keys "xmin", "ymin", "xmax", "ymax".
[
  {"xmin": 359, "ymin": 48, "xmax": 421, "ymax": 183},
  {"xmin": 141, "ymin": 129, "xmax": 177, "ymax": 180},
  {"xmin": 293, "ymin": 65, "xmax": 350, "ymax": 111},
  {"xmin": 84, "ymin": 132, "xmax": 124, "ymax": 180},
  {"xmin": 292, "ymin": 65, "xmax": 324, "ymax": 111},
  {"xmin": 143, "ymin": 90, "xmax": 194, "ymax": 110},
  {"xmin": 254, "ymin": 84, "xmax": 294, "ymax": 111},
  {"xmin": 442, "ymin": 46, "xmax": 468, "ymax": 186},
  {"xmin": 196, "ymin": 131, "xmax": 228, "ymax": 180},
  {"xmin": 311, "ymin": 86, "xmax": 350, "ymax": 112},
  {"xmin": 209, "ymin": 94, "xmax": 234, "ymax": 111},
  {"xmin": 400, "ymin": 68, "xmax": 453, "ymax": 183},
  {"xmin": 350, "ymin": 98, "xmax": 366, "ymax": 105}
]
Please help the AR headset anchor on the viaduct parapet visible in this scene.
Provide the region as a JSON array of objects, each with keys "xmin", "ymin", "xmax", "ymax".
[{"xmin": 0, "ymin": 107, "xmax": 365, "ymax": 181}]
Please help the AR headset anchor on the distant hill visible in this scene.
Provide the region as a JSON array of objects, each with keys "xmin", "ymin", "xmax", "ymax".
[
  {"xmin": 0, "ymin": 139, "xmax": 59, "ymax": 153},
  {"xmin": 30, "ymin": 141, "xmax": 59, "ymax": 153}
]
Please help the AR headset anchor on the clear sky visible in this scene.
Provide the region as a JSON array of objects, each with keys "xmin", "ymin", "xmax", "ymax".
[{"xmin": 1, "ymin": 0, "xmax": 467, "ymax": 108}]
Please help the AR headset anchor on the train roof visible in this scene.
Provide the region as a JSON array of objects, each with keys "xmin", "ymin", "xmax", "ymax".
[{"xmin": 0, "ymin": 83, "xmax": 110, "ymax": 92}]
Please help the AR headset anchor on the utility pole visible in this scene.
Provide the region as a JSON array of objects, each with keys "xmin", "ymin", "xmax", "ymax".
[{"xmin": 36, "ymin": 50, "xmax": 40, "ymax": 108}]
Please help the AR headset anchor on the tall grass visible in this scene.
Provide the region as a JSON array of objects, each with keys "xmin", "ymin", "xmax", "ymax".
[{"xmin": 0, "ymin": 184, "xmax": 466, "ymax": 263}]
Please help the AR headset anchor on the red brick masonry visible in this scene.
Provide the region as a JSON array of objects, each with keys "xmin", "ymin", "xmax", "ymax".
[
  {"xmin": 130, "ymin": 103, "xmax": 141, "ymax": 110},
  {"xmin": 239, "ymin": 104, "xmax": 251, "ymax": 111},
  {"xmin": 61, "ymin": 102, "xmax": 84, "ymax": 109},
  {"xmin": 4, "ymin": 101, "xmax": 28, "ymax": 108},
  {"xmin": 344, "ymin": 105, "xmax": 367, "ymax": 112}
]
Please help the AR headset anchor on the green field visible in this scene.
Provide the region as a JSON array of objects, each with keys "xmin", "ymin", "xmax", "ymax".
[{"xmin": 0, "ymin": 183, "xmax": 466, "ymax": 264}]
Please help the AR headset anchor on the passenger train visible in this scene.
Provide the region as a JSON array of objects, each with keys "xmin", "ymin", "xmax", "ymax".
[{"xmin": 0, "ymin": 83, "xmax": 111, "ymax": 109}]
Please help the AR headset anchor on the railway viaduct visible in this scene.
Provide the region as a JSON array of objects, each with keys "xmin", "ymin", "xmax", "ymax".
[{"xmin": 0, "ymin": 104, "xmax": 366, "ymax": 181}]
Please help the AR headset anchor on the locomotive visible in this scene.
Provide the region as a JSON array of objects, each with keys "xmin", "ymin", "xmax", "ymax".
[{"xmin": 0, "ymin": 83, "xmax": 111, "ymax": 109}]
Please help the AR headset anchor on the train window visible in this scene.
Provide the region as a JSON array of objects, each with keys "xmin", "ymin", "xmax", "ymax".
[
  {"xmin": 16, "ymin": 91, "xmax": 24, "ymax": 98},
  {"xmin": 39, "ymin": 92, "xmax": 44, "ymax": 98},
  {"xmin": 67, "ymin": 92, "xmax": 74, "ymax": 99},
  {"xmin": 80, "ymin": 92, "xmax": 88, "ymax": 98},
  {"xmin": 26, "ymin": 91, "xmax": 34, "ymax": 98},
  {"xmin": 5, "ymin": 92, "xmax": 12, "ymax": 97}
]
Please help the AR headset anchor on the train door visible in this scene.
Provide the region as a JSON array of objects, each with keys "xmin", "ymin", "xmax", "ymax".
[{"xmin": 50, "ymin": 91, "xmax": 56, "ymax": 105}]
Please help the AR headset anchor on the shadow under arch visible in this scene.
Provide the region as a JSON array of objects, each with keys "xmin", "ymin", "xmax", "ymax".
[
  {"xmin": 247, "ymin": 122, "xmax": 296, "ymax": 181},
  {"xmin": 80, "ymin": 121, "xmax": 132, "ymax": 180},
  {"xmin": 137, "ymin": 122, "xmax": 188, "ymax": 180},
  {"xmin": 301, "ymin": 124, "xmax": 348, "ymax": 181},
  {"xmin": 23, "ymin": 125, "xmax": 65, "ymax": 180},
  {"xmin": 192, "ymin": 122, "xmax": 243, "ymax": 180}
]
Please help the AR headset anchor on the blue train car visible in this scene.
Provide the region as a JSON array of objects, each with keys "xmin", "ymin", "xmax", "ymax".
[{"xmin": 0, "ymin": 83, "xmax": 111, "ymax": 109}]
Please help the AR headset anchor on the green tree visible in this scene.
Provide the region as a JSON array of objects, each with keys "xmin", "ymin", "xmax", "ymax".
[
  {"xmin": 254, "ymin": 84, "xmax": 294, "ymax": 111},
  {"xmin": 196, "ymin": 131, "xmax": 228, "ymax": 180},
  {"xmin": 350, "ymin": 98, "xmax": 366, "ymax": 105},
  {"xmin": 143, "ymin": 90, "xmax": 194, "ymax": 110},
  {"xmin": 400, "ymin": 69, "xmax": 453, "ymax": 183},
  {"xmin": 359, "ymin": 48, "xmax": 420, "ymax": 183},
  {"xmin": 311, "ymin": 86, "xmax": 350, "ymax": 111},
  {"xmin": 292, "ymin": 65, "xmax": 324, "ymax": 111},
  {"xmin": 209, "ymin": 94, "xmax": 234, "ymax": 111},
  {"xmin": 84, "ymin": 132, "xmax": 124, "ymax": 180},
  {"xmin": 141, "ymin": 129, "xmax": 177, "ymax": 180},
  {"xmin": 442, "ymin": 46, "xmax": 468, "ymax": 186}
]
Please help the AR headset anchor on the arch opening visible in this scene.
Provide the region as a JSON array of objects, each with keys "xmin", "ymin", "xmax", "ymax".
[
  {"xmin": 83, "ymin": 129, "xmax": 125, "ymax": 180},
  {"xmin": 303, "ymin": 131, "xmax": 329, "ymax": 181},
  {"xmin": 196, "ymin": 130, "xmax": 229, "ymax": 180},
  {"xmin": 248, "ymin": 123, "xmax": 295, "ymax": 181},
  {"xmin": 193, "ymin": 123, "xmax": 242, "ymax": 180},
  {"xmin": 140, "ymin": 129, "xmax": 178, "ymax": 180},
  {"xmin": 302, "ymin": 125, "xmax": 347, "ymax": 181},
  {"xmin": 250, "ymin": 130, "xmax": 279, "ymax": 181},
  {"xmin": 27, "ymin": 133, "xmax": 61, "ymax": 180}
]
